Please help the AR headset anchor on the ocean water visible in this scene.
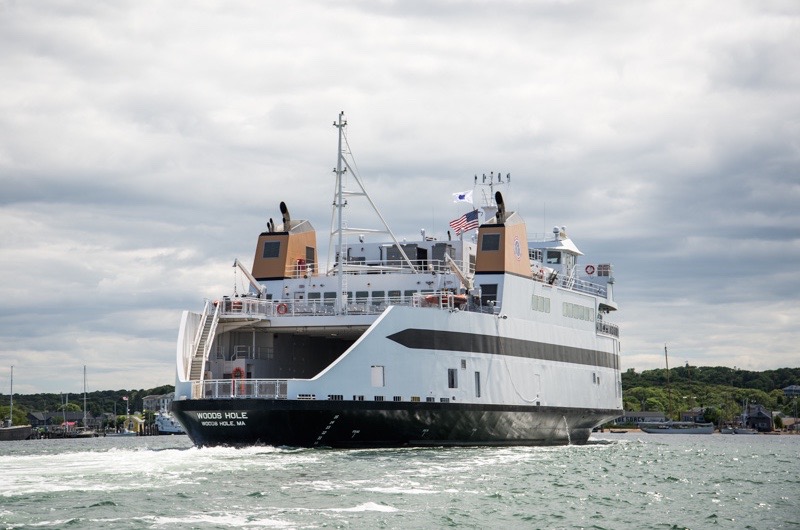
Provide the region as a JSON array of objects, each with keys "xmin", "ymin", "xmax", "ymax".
[{"xmin": 1, "ymin": 434, "xmax": 797, "ymax": 529}]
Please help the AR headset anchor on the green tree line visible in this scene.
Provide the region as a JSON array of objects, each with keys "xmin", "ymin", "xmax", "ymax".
[{"xmin": 622, "ymin": 366, "xmax": 800, "ymax": 422}]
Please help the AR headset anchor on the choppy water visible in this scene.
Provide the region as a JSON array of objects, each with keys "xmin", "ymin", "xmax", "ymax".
[{"xmin": 1, "ymin": 433, "xmax": 798, "ymax": 529}]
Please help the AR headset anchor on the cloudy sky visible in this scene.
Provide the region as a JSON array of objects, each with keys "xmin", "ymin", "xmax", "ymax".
[{"xmin": 2, "ymin": 1, "xmax": 798, "ymax": 395}]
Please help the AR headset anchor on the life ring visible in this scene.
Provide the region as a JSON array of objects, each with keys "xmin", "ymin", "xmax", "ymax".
[
  {"xmin": 231, "ymin": 367, "xmax": 245, "ymax": 395},
  {"xmin": 585, "ymin": 265, "xmax": 596, "ymax": 275},
  {"xmin": 276, "ymin": 303, "xmax": 288, "ymax": 315}
]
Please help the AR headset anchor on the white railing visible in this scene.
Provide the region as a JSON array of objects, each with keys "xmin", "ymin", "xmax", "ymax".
[
  {"xmin": 216, "ymin": 290, "xmax": 481, "ymax": 319},
  {"xmin": 191, "ymin": 379, "xmax": 288, "ymax": 399},
  {"xmin": 596, "ymin": 321, "xmax": 620, "ymax": 337},
  {"xmin": 282, "ymin": 257, "xmax": 473, "ymax": 279}
]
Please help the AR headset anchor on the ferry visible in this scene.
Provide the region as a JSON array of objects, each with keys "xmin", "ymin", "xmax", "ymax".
[{"xmin": 171, "ymin": 113, "xmax": 623, "ymax": 447}]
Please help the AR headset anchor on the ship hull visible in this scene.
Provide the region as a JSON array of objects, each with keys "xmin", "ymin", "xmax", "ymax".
[
  {"xmin": 0, "ymin": 425, "xmax": 33, "ymax": 441},
  {"xmin": 172, "ymin": 398, "xmax": 619, "ymax": 448},
  {"xmin": 639, "ymin": 422, "xmax": 714, "ymax": 434}
]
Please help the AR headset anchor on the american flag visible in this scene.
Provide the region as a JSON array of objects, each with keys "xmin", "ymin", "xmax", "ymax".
[{"xmin": 449, "ymin": 209, "xmax": 480, "ymax": 235}]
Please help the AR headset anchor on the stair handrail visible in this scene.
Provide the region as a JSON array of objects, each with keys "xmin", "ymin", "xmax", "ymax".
[
  {"xmin": 191, "ymin": 299, "xmax": 212, "ymax": 358},
  {"xmin": 198, "ymin": 302, "xmax": 221, "ymax": 382}
]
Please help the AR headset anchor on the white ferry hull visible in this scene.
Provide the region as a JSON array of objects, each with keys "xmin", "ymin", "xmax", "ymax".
[{"xmin": 173, "ymin": 305, "xmax": 622, "ymax": 447}]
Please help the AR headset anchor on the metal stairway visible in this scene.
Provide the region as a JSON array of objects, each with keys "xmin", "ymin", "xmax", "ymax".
[{"xmin": 189, "ymin": 301, "xmax": 219, "ymax": 381}]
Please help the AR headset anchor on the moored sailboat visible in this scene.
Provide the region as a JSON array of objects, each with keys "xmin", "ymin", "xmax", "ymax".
[
  {"xmin": 1, "ymin": 366, "xmax": 33, "ymax": 442},
  {"xmin": 639, "ymin": 345, "xmax": 713, "ymax": 434}
]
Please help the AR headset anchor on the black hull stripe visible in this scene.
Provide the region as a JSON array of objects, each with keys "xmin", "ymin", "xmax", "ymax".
[
  {"xmin": 387, "ymin": 328, "xmax": 617, "ymax": 369},
  {"xmin": 173, "ymin": 399, "xmax": 622, "ymax": 448}
]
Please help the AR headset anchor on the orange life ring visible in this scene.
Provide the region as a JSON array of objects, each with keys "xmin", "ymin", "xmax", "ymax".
[
  {"xmin": 585, "ymin": 265, "xmax": 596, "ymax": 275},
  {"xmin": 231, "ymin": 367, "xmax": 245, "ymax": 395},
  {"xmin": 276, "ymin": 303, "xmax": 288, "ymax": 315}
]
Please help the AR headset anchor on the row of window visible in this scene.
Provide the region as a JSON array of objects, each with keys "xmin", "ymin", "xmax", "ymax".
[
  {"xmin": 531, "ymin": 294, "xmax": 551, "ymax": 313},
  {"xmin": 563, "ymin": 302, "xmax": 595, "ymax": 322},
  {"xmin": 306, "ymin": 290, "xmax": 433, "ymax": 304}
]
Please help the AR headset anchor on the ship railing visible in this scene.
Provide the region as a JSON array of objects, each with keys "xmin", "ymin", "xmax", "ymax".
[
  {"xmin": 217, "ymin": 289, "xmax": 490, "ymax": 319},
  {"xmin": 217, "ymin": 297, "xmax": 411, "ymax": 318},
  {"xmin": 192, "ymin": 378, "xmax": 288, "ymax": 400},
  {"xmin": 596, "ymin": 320, "xmax": 619, "ymax": 337},
  {"xmin": 563, "ymin": 276, "xmax": 608, "ymax": 297},
  {"xmin": 325, "ymin": 257, "xmax": 468, "ymax": 276}
]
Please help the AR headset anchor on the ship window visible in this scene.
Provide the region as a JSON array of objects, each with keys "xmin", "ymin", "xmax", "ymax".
[
  {"xmin": 461, "ymin": 359, "xmax": 466, "ymax": 369},
  {"xmin": 355, "ymin": 291, "xmax": 369, "ymax": 302},
  {"xmin": 448, "ymin": 368, "xmax": 458, "ymax": 389},
  {"xmin": 308, "ymin": 292, "xmax": 321, "ymax": 301},
  {"xmin": 532, "ymin": 294, "xmax": 551, "ymax": 313},
  {"xmin": 475, "ymin": 371, "xmax": 481, "ymax": 398},
  {"xmin": 546, "ymin": 251, "xmax": 561, "ymax": 264},
  {"xmin": 529, "ymin": 248, "xmax": 542, "ymax": 261},
  {"xmin": 598, "ymin": 264, "xmax": 611, "ymax": 277},
  {"xmin": 262, "ymin": 241, "xmax": 280, "ymax": 259},
  {"xmin": 426, "ymin": 397, "xmax": 435, "ymax": 402},
  {"xmin": 388, "ymin": 290, "xmax": 401, "ymax": 303},
  {"xmin": 479, "ymin": 284, "xmax": 498, "ymax": 306},
  {"xmin": 371, "ymin": 365, "xmax": 385, "ymax": 387},
  {"xmin": 323, "ymin": 292, "xmax": 336, "ymax": 305},
  {"xmin": 371, "ymin": 290, "xmax": 385, "ymax": 301},
  {"xmin": 481, "ymin": 233, "xmax": 500, "ymax": 251},
  {"xmin": 404, "ymin": 290, "xmax": 417, "ymax": 300},
  {"xmin": 305, "ymin": 246, "xmax": 315, "ymax": 272}
]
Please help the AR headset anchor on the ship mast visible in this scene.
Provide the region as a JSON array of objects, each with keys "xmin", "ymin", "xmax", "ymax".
[{"xmin": 329, "ymin": 112, "xmax": 416, "ymax": 313}]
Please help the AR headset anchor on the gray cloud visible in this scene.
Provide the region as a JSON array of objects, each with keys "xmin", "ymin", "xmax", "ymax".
[{"xmin": 1, "ymin": 1, "xmax": 798, "ymax": 393}]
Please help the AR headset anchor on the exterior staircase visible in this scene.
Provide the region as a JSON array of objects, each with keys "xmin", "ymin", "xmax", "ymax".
[{"xmin": 189, "ymin": 302, "xmax": 219, "ymax": 381}]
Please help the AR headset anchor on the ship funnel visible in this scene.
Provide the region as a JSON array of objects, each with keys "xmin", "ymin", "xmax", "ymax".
[
  {"xmin": 495, "ymin": 191, "xmax": 506, "ymax": 224},
  {"xmin": 280, "ymin": 201, "xmax": 291, "ymax": 229}
]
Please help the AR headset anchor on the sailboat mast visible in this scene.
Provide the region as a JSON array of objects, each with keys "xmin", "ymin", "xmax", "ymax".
[
  {"xmin": 83, "ymin": 365, "xmax": 88, "ymax": 427},
  {"xmin": 664, "ymin": 344, "xmax": 673, "ymax": 420},
  {"xmin": 9, "ymin": 366, "xmax": 13, "ymax": 428}
]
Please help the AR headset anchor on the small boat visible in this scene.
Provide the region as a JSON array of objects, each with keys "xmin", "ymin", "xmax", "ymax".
[
  {"xmin": 1, "ymin": 366, "xmax": 32, "ymax": 442},
  {"xmin": 638, "ymin": 345, "xmax": 713, "ymax": 435},
  {"xmin": 107, "ymin": 397, "xmax": 140, "ymax": 436},
  {"xmin": 639, "ymin": 421, "xmax": 714, "ymax": 434},
  {"xmin": 154, "ymin": 411, "xmax": 186, "ymax": 435}
]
